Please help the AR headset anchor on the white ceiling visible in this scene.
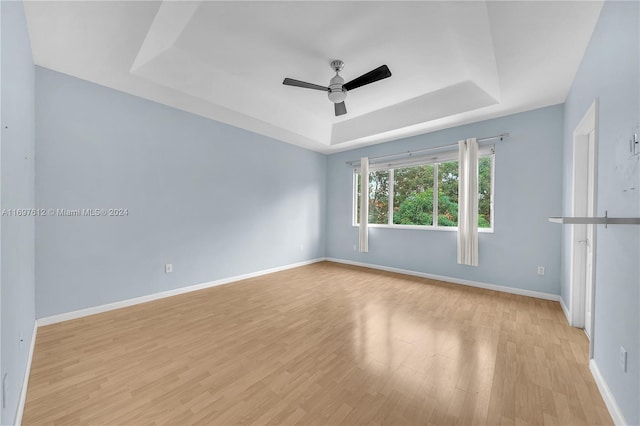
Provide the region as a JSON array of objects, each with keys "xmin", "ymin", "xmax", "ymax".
[{"xmin": 24, "ymin": 1, "xmax": 603, "ymax": 153}]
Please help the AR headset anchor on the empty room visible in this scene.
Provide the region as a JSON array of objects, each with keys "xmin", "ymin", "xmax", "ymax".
[{"xmin": 1, "ymin": 1, "xmax": 639, "ymax": 425}]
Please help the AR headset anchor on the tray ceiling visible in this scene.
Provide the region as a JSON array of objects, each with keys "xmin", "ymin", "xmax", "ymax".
[{"xmin": 24, "ymin": 1, "xmax": 603, "ymax": 153}]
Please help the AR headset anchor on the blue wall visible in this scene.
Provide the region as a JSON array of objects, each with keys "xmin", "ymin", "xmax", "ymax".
[
  {"xmin": 326, "ymin": 105, "xmax": 564, "ymax": 295},
  {"xmin": 561, "ymin": 2, "xmax": 639, "ymax": 424},
  {"xmin": 5, "ymin": 2, "xmax": 638, "ymax": 423},
  {"xmin": 1, "ymin": 2, "xmax": 36, "ymax": 424},
  {"xmin": 35, "ymin": 68, "xmax": 326, "ymax": 318}
]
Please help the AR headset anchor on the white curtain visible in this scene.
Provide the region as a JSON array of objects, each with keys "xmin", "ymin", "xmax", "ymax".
[
  {"xmin": 457, "ymin": 138, "xmax": 479, "ymax": 266},
  {"xmin": 359, "ymin": 157, "xmax": 369, "ymax": 252}
]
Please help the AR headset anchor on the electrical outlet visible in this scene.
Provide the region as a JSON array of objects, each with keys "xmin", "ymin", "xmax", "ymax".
[
  {"xmin": 620, "ymin": 346, "xmax": 627, "ymax": 372},
  {"xmin": 537, "ymin": 266, "xmax": 545, "ymax": 275},
  {"xmin": 353, "ymin": 244, "xmax": 357, "ymax": 251},
  {"xmin": 300, "ymin": 244, "xmax": 304, "ymax": 253},
  {"xmin": 165, "ymin": 263, "xmax": 173, "ymax": 274}
]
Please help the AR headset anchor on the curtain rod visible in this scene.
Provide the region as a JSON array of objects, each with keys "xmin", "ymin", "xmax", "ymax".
[{"xmin": 345, "ymin": 133, "xmax": 509, "ymax": 166}]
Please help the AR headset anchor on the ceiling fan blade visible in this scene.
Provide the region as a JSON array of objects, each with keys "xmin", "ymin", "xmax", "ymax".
[
  {"xmin": 334, "ymin": 101, "xmax": 347, "ymax": 116},
  {"xmin": 343, "ymin": 65, "xmax": 392, "ymax": 91},
  {"xmin": 283, "ymin": 78, "xmax": 328, "ymax": 91}
]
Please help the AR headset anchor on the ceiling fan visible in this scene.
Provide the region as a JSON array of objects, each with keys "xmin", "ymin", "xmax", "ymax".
[{"xmin": 283, "ymin": 60, "xmax": 392, "ymax": 117}]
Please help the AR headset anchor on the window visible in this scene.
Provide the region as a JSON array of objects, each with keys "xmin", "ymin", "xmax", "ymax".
[
  {"xmin": 354, "ymin": 147, "xmax": 494, "ymax": 230},
  {"xmin": 355, "ymin": 170, "xmax": 389, "ymax": 224},
  {"xmin": 393, "ymin": 164, "xmax": 435, "ymax": 226}
]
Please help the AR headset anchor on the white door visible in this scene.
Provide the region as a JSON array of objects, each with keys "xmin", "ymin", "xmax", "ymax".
[
  {"xmin": 570, "ymin": 100, "xmax": 597, "ymax": 347},
  {"xmin": 584, "ymin": 130, "xmax": 596, "ymax": 338}
]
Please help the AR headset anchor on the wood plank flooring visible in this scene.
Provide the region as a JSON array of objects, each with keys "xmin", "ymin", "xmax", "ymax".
[{"xmin": 23, "ymin": 262, "xmax": 612, "ymax": 425}]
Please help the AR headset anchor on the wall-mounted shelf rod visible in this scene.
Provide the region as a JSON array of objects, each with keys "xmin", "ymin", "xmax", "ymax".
[
  {"xmin": 345, "ymin": 133, "xmax": 509, "ymax": 166},
  {"xmin": 548, "ymin": 211, "xmax": 640, "ymax": 228}
]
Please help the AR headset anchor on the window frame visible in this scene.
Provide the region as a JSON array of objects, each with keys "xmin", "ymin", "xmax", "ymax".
[{"xmin": 352, "ymin": 148, "xmax": 495, "ymax": 233}]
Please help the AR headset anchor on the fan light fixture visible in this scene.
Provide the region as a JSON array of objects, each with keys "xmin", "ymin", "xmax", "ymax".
[{"xmin": 283, "ymin": 59, "xmax": 392, "ymax": 117}]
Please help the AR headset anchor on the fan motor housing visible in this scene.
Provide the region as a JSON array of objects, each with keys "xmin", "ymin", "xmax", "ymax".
[{"xmin": 328, "ymin": 74, "xmax": 346, "ymax": 103}]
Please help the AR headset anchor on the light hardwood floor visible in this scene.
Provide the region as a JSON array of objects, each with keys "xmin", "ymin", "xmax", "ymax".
[{"xmin": 23, "ymin": 262, "xmax": 612, "ymax": 425}]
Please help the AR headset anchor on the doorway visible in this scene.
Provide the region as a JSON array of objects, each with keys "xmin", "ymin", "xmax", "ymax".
[{"xmin": 569, "ymin": 100, "xmax": 598, "ymax": 349}]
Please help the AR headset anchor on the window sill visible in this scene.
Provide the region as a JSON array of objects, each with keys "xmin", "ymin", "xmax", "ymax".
[{"xmin": 352, "ymin": 224, "xmax": 494, "ymax": 233}]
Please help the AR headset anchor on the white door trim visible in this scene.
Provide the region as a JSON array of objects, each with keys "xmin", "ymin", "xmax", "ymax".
[{"xmin": 569, "ymin": 99, "xmax": 598, "ymax": 358}]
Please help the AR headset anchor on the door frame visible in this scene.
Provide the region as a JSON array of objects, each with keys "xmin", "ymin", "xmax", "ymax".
[{"xmin": 569, "ymin": 99, "xmax": 598, "ymax": 358}]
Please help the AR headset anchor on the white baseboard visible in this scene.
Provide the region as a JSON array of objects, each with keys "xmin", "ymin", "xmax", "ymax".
[
  {"xmin": 37, "ymin": 257, "xmax": 561, "ymax": 326},
  {"xmin": 15, "ymin": 320, "xmax": 37, "ymax": 426},
  {"xmin": 559, "ymin": 296, "xmax": 571, "ymax": 324},
  {"xmin": 590, "ymin": 359, "xmax": 627, "ymax": 426},
  {"xmin": 37, "ymin": 258, "xmax": 327, "ymax": 326},
  {"xmin": 325, "ymin": 257, "xmax": 561, "ymax": 302}
]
